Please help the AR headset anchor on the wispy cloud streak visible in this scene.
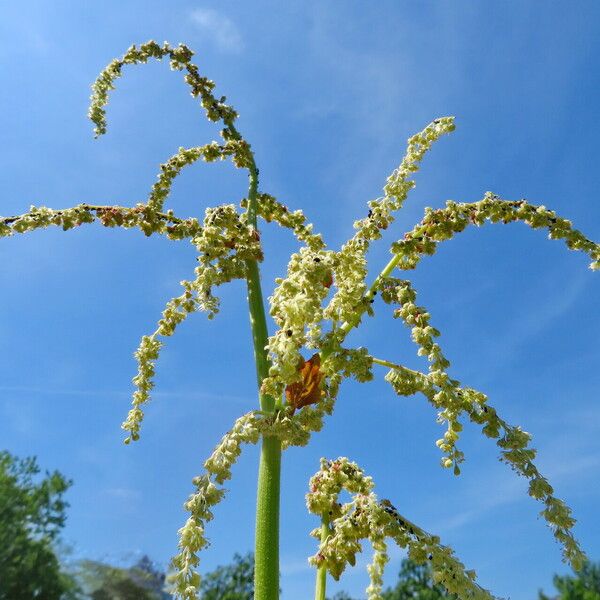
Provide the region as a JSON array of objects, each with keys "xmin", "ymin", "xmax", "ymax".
[{"xmin": 190, "ymin": 8, "xmax": 244, "ymax": 54}]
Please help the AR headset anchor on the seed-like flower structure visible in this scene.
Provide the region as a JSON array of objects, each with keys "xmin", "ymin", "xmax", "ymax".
[
  {"xmin": 0, "ymin": 203, "xmax": 202, "ymax": 240},
  {"xmin": 89, "ymin": 41, "xmax": 238, "ymax": 137},
  {"xmin": 391, "ymin": 194, "xmax": 600, "ymax": 271},
  {"xmin": 122, "ymin": 204, "xmax": 263, "ymax": 442},
  {"xmin": 383, "ymin": 363, "xmax": 585, "ymax": 569},
  {"xmin": 307, "ymin": 458, "xmax": 493, "ymax": 600}
]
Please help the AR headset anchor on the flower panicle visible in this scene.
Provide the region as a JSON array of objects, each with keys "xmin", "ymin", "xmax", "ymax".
[
  {"xmin": 0, "ymin": 203, "xmax": 202, "ymax": 239},
  {"xmin": 168, "ymin": 412, "xmax": 261, "ymax": 599},
  {"xmin": 265, "ymin": 244, "xmax": 336, "ymax": 395},
  {"xmin": 378, "ymin": 277, "xmax": 463, "ymax": 469},
  {"xmin": 169, "ymin": 408, "xmax": 354, "ymax": 599},
  {"xmin": 89, "ymin": 40, "xmax": 258, "ymax": 201},
  {"xmin": 383, "ymin": 364, "xmax": 586, "ymax": 570},
  {"xmin": 147, "ymin": 140, "xmax": 256, "ymax": 212},
  {"xmin": 392, "ymin": 193, "xmax": 600, "ymax": 270},
  {"xmin": 122, "ymin": 335, "xmax": 162, "ymax": 444},
  {"xmin": 247, "ymin": 193, "xmax": 325, "ymax": 251},
  {"xmin": 89, "ymin": 40, "xmax": 237, "ymax": 138},
  {"xmin": 353, "ymin": 116, "xmax": 456, "ymax": 245},
  {"xmin": 123, "ymin": 204, "xmax": 264, "ymax": 443},
  {"xmin": 307, "ymin": 457, "xmax": 494, "ymax": 600},
  {"xmin": 322, "ymin": 118, "xmax": 455, "ymax": 335}
]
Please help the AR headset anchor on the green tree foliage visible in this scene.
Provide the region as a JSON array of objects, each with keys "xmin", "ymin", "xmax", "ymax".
[
  {"xmin": 199, "ymin": 552, "xmax": 255, "ymax": 600},
  {"xmin": 77, "ymin": 555, "xmax": 171, "ymax": 599},
  {"xmin": 0, "ymin": 450, "xmax": 78, "ymax": 600},
  {"xmin": 381, "ymin": 559, "xmax": 454, "ymax": 600},
  {"xmin": 328, "ymin": 559, "xmax": 453, "ymax": 600},
  {"xmin": 539, "ymin": 562, "xmax": 600, "ymax": 600}
]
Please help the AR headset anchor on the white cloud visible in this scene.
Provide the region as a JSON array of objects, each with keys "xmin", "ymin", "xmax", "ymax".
[{"xmin": 190, "ymin": 8, "xmax": 244, "ymax": 54}]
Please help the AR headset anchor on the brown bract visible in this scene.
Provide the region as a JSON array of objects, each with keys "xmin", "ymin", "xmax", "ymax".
[{"xmin": 285, "ymin": 353, "xmax": 324, "ymax": 412}]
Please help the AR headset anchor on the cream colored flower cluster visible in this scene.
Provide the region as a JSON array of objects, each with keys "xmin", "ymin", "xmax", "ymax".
[
  {"xmin": 169, "ymin": 395, "xmax": 352, "ymax": 595},
  {"xmin": 122, "ymin": 203, "xmax": 262, "ymax": 442},
  {"xmin": 121, "ymin": 335, "xmax": 162, "ymax": 443},
  {"xmin": 169, "ymin": 412, "xmax": 260, "ymax": 599},
  {"xmin": 379, "ymin": 277, "xmax": 464, "ymax": 469},
  {"xmin": 89, "ymin": 41, "xmax": 237, "ymax": 138},
  {"xmin": 384, "ymin": 365, "xmax": 585, "ymax": 569},
  {"xmin": 262, "ymin": 119, "xmax": 456, "ymax": 407},
  {"xmin": 307, "ymin": 458, "xmax": 493, "ymax": 600},
  {"xmin": 265, "ymin": 246, "xmax": 336, "ymax": 393},
  {"xmin": 89, "ymin": 40, "xmax": 255, "ymax": 213},
  {"xmin": 79, "ymin": 41, "xmax": 268, "ymax": 448},
  {"xmin": 377, "ymin": 269, "xmax": 586, "ymax": 568},
  {"xmin": 0, "ymin": 203, "xmax": 202, "ymax": 240},
  {"xmin": 323, "ymin": 118, "xmax": 456, "ymax": 335},
  {"xmin": 258, "ymin": 193, "xmax": 331, "ymax": 397},
  {"xmin": 392, "ymin": 193, "xmax": 600, "ymax": 270},
  {"xmin": 169, "ymin": 345, "xmax": 380, "ymax": 590},
  {"xmin": 252, "ymin": 193, "xmax": 325, "ymax": 249},
  {"xmin": 147, "ymin": 142, "xmax": 251, "ymax": 212},
  {"xmin": 354, "ymin": 117, "xmax": 456, "ymax": 244}
]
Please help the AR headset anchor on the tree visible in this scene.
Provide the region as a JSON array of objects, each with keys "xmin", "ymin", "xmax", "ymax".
[
  {"xmin": 0, "ymin": 450, "xmax": 78, "ymax": 600},
  {"xmin": 381, "ymin": 559, "xmax": 454, "ymax": 600},
  {"xmin": 539, "ymin": 561, "xmax": 600, "ymax": 600},
  {"xmin": 77, "ymin": 555, "xmax": 171, "ymax": 600},
  {"xmin": 329, "ymin": 593, "xmax": 358, "ymax": 600},
  {"xmin": 199, "ymin": 553, "xmax": 254, "ymax": 600},
  {"xmin": 2, "ymin": 39, "xmax": 599, "ymax": 600},
  {"xmin": 327, "ymin": 559, "xmax": 453, "ymax": 600}
]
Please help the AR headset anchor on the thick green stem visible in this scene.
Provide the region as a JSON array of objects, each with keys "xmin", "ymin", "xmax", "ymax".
[
  {"xmin": 314, "ymin": 516, "xmax": 330, "ymax": 600},
  {"xmin": 254, "ymin": 435, "xmax": 281, "ymax": 600},
  {"xmin": 247, "ymin": 255, "xmax": 281, "ymax": 599},
  {"xmin": 240, "ymin": 151, "xmax": 282, "ymax": 600},
  {"xmin": 245, "ymin": 258, "xmax": 275, "ymax": 411}
]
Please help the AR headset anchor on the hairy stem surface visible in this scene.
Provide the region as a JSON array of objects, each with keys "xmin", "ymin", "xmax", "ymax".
[
  {"xmin": 242, "ymin": 157, "xmax": 282, "ymax": 600},
  {"xmin": 314, "ymin": 516, "xmax": 330, "ymax": 600},
  {"xmin": 254, "ymin": 436, "xmax": 282, "ymax": 600}
]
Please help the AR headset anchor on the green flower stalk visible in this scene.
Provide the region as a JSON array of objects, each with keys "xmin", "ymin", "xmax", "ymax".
[{"xmin": 2, "ymin": 40, "xmax": 599, "ymax": 600}]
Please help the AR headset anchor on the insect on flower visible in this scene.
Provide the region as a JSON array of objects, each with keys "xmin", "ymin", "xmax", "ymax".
[{"xmin": 285, "ymin": 353, "xmax": 324, "ymax": 412}]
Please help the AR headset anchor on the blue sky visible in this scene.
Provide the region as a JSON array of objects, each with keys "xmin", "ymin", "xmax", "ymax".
[{"xmin": 1, "ymin": 2, "xmax": 599, "ymax": 598}]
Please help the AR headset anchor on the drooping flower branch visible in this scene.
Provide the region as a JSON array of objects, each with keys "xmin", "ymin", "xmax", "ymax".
[
  {"xmin": 307, "ymin": 458, "xmax": 494, "ymax": 600},
  {"xmin": 392, "ymin": 193, "xmax": 600, "ymax": 271},
  {"xmin": 122, "ymin": 203, "xmax": 263, "ymax": 442},
  {"xmin": 3, "ymin": 39, "xmax": 599, "ymax": 600},
  {"xmin": 147, "ymin": 143, "xmax": 250, "ymax": 213},
  {"xmin": 380, "ymin": 358, "xmax": 584, "ymax": 570},
  {"xmin": 169, "ymin": 411, "xmax": 261, "ymax": 599},
  {"xmin": 89, "ymin": 41, "xmax": 238, "ymax": 140},
  {"xmin": 0, "ymin": 203, "xmax": 202, "ymax": 240}
]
